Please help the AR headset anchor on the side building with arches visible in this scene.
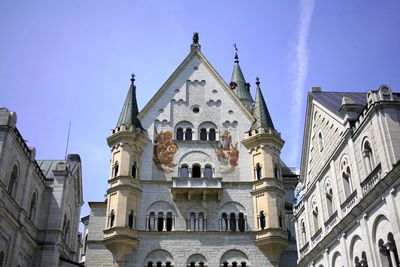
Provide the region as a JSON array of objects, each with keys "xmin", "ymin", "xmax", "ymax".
[
  {"xmin": 0, "ymin": 108, "xmax": 84, "ymax": 267},
  {"xmin": 82, "ymin": 34, "xmax": 298, "ymax": 267},
  {"xmin": 293, "ymin": 86, "xmax": 400, "ymax": 267}
]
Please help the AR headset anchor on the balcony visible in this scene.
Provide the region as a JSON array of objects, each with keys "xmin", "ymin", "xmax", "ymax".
[{"xmin": 171, "ymin": 177, "xmax": 223, "ymax": 200}]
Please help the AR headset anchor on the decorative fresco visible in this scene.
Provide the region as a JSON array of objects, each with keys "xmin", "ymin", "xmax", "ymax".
[
  {"xmin": 153, "ymin": 131, "xmax": 178, "ymax": 169},
  {"xmin": 213, "ymin": 130, "xmax": 239, "ymax": 168}
]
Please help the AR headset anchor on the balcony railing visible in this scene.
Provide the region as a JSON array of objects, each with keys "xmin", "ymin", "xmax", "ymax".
[{"xmin": 171, "ymin": 177, "xmax": 223, "ymax": 200}]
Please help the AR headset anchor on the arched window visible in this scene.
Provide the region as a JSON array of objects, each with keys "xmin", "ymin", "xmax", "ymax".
[
  {"xmin": 189, "ymin": 212, "xmax": 196, "ymax": 231},
  {"xmin": 209, "ymin": 128, "xmax": 216, "ymax": 141},
  {"xmin": 148, "ymin": 212, "xmax": 155, "ymax": 231},
  {"xmin": 84, "ymin": 234, "xmax": 88, "ymax": 254},
  {"xmin": 166, "ymin": 262, "xmax": 172, "ymax": 267},
  {"xmin": 185, "ymin": 128, "xmax": 192, "ymax": 141},
  {"xmin": 359, "ymin": 251, "xmax": 368, "ymax": 267},
  {"xmin": 131, "ymin": 161, "xmax": 137, "ymax": 178},
  {"xmin": 326, "ymin": 187, "xmax": 334, "ymax": 217},
  {"xmin": 230, "ymin": 212, "xmax": 236, "ymax": 231},
  {"xmin": 379, "ymin": 239, "xmax": 391, "ymax": 266},
  {"xmin": 222, "ymin": 213, "xmax": 228, "ymax": 231},
  {"xmin": 363, "ymin": 140, "xmax": 375, "ymax": 173},
  {"xmin": 190, "ymin": 262, "xmax": 195, "ymax": 267},
  {"xmin": 274, "ymin": 163, "xmax": 280, "ymax": 179},
  {"xmin": 166, "ymin": 212, "xmax": 173, "ymax": 231},
  {"xmin": 157, "ymin": 262, "xmax": 162, "ymax": 267},
  {"xmin": 109, "ymin": 210, "xmax": 115, "ymax": 228},
  {"xmin": 255, "ymin": 163, "xmax": 262, "ymax": 180},
  {"xmin": 62, "ymin": 214, "xmax": 67, "ymax": 237},
  {"xmin": 128, "ymin": 210, "xmax": 134, "ymax": 228},
  {"xmin": 113, "ymin": 162, "xmax": 119, "ymax": 177},
  {"xmin": 200, "ymin": 128, "xmax": 207, "ymax": 141},
  {"xmin": 383, "ymin": 232, "xmax": 400, "ymax": 266},
  {"xmin": 223, "ymin": 262, "xmax": 228, "ymax": 267},
  {"xmin": 198, "ymin": 212, "xmax": 205, "ymax": 231},
  {"xmin": 29, "ymin": 192, "xmax": 37, "ymax": 221},
  {"xmin": 204, "ymin": 165, "xmax": 213, "ymax": 178},
  {"xmin": 318, "ymin": 132, "xmax": 324, "ymax": 151},
  {"xmin": 0, "ymin": 251, "xmax": 4, "ymax": 267},
  {"xmin": 176, "ymin": 128, "xmax": 184, "ymax": 140},
  {"xmin": 238, "ymin": 212, "xmax": 245, "ymax": 232},
  {"xmin": 65, "ymin": 220, "xmax": 70, "ymax": 242},
  {"xmin": 199, "ymin": 262, "xmax": 205, "ymax": 267},
  {"xmin": 301, "ymin": 220, "xmax": 306, "ymax": 245},
  {"xmin": 241, "ymin": 262, "xmax": 247, "ymax": 267},
  {"xmin": 180, "ymin": 165, "xmax": 189, "ymax": 177},
  {"xmin": 312, "ymin": 200, "xmax": 319, "ymax": 233},
  {"xmin": 157, "ymin": 212, "xmax": 164, "ymax": 231},
  {"xmin": 232, "ymin": 262, "xmax": 238, "ymax": 267},
  {"xmin": 147, "ymin": 262, "xmax": 153, "ymax": 267},
  {"xmin": 8, "ymin": 165, "xmax": 18, "ymax": 197},
  {"xmin": 192, "ymin": 164, "xmax": 201, "ymax": 178},
  {"xmin": 341, "ymin": 158, "xmax": 352, "ymax": 199},
  {"xmin": 279, "ymin": 211, "xmax": 284, "ymax": 228},
  {"xmin": 259, "ymin": 211, "xmax": 266, "ymax": 229}
]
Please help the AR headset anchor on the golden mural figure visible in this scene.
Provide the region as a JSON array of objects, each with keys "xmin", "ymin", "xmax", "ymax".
[
  {"xmin": 214, "ymin": 130, "xmax": 239, "ymax": 168},
  {"xmin": 153, "ymin": 131, "xmax": 178, "ymax": 169}
]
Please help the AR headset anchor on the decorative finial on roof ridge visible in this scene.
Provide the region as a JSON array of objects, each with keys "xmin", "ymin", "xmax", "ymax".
[
  {"xmin": 130, "ymin": 73, "xmax": 135, "ymax": 83},
  {"xmin": 256, "ymin": 76, "xmax": 260, "ymax": 88},
  {"xmin": 191, "ymin": 32, "xmax": 201, "ymax": 52},
  {"xmin": 234, "ymin": 43, "xmax": 239, "ymax": 63},
  {"xmin": 193, "ymin": 32, "xmax": 199, "ymax": 44}
]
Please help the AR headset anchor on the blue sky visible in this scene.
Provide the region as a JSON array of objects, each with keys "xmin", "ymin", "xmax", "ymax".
[{"xmin": 1, "ymin": 0, "xmax": 399, "ymax": 219}]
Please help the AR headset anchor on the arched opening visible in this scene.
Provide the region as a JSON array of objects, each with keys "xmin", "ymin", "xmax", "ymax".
[
  {"xmin": 342, "ymin": 165, "xmax": 352, "ymax": 199},
  {"xmin": 230, "ymin": 212, "xmax": 236, "ymax": 231},
  {"xmin": 238, "ymin": 212, "xmax": 245, "ymax": 232},
  {"xmin": 29, "ymin": 192, "xmax": 37, "ymax": 221},
  {"xmin": 147, "ymin": 262, "xmax": 153, "ymax": 267},
  {"xmin": 192, "ymin": 164, "xmax": 201, "ymax": 178},
  {"xmin": 279, "ymin": 211, "xmax": 284, "ymax": 228},
  {"xmin": 232, "ymin": 262, "xmax": 238, "ymax": 267},
  {"xmin": 312, "ymin": 205, "xmax": 319, "ymax": 233},
  {"xmin": 318, "ymin": 132, "xmax": 324, "ymax": 151},
  {"xmin": 200, "ymin": 128, "xmax": 207, "ymax": 141},
  {"xmin": 198, "ymin": 212, "xmax": 205, "ymax": 231},
  {"xmin": 157, "ymin": 212, "xmax": 164, "ymax": 231},
  {"xmin": 157, "ymin": 262, "xmax": 162, "ymax": 267},
  {"xmin": 8, "ymin": 165, "xmax": 18, "ymax": 196},
  {"xmin": 180, "ymin": 165, "xmax": 189, "ymax": 177},
  {"xmin": 190, "ymin": 262, "xmax": 195, "ymax": 267},
  {"xmin": 363, "ymin": 141, "xmax": 374, "ymax": 173},
  {"xmin": 301, "ymin": 220, "xmax": 306, "ymax": 246},
  {"xmin": 274, "ymin": 164, "xmax": 280, "ymax": 179},
  {"xmin": 84, "ymin": 234, "xmax": 88, "ymax": 254},
  {"xmin": 176, "ymin": 128, "xmax": 184, "ymax": 140},
  {"xmin": 128, "ymin": 210, "xmax": 134, "ymax": 228},
  {"xmin": 223, "ymin": 262, "xmax": 228, "ymax": 267},
  {"xmin": 326, "ymin": 186, "xmax": 334, "ymax": 217},
  {"xmin": 255, "ymin": 163, "xmax": 262, "ymax": 180},
  {"xmin": 259, "ymin": 211, "xmax": 266, "ymax": 229},
  {"xmin": 388, "ymin": 232, "xmax": 400, "ymax": 266},
  {"xmin": 166, "ymin": 212, "xmax": 173, "ymax": 231},
  {"xmin": 222, "ymin": 213, "xmax": 228, "ymax": 231},
  {"xmin": 189, "ymin": 212, "xmax": 196, "ymax": 231},
  {"xmin": 166, "ymin": 262, "xmax": 172, "ymax": 267},
  {"xmin": 241, "ymin": 262, "xmax": 247, "ymax": 267},
  {"xmin": 199, "ymin": 262, "xmax": 205, "ymax": 267},
  {"xmin": 204, "ymin": 165, "xmax": 213, "ymax": 178},
  {"xmin": 209, "ymin": 128, "xmax": 216, "ymax": 141},
  {"xmin": 109, "ymin": 210, "xmax": 115, "ymax": 228},
  {"xmin": 148, "ymin": 212, "xmax": 155, "ymax": 231},
  {"xmin": 131, "ymin": 161, "xmax": 137, "ymax": 178},
  {"xmin": 185, "ymin": 128, "xmax": 192, "ymax": 141},
  {"xmin": 113, "ymin": 162, "xmax": 119, "ymax": 177}
]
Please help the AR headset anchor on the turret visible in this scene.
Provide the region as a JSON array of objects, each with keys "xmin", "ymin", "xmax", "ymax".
[
  {"xmin": 229, "ymin": 45, "xmax": 254, "ymax": 109},
  {"xmin": 242, "ymin": 78, "xmax": 288, "ymax": 266},
  {"xmin": 103, "ymin": 74, "xmax": 150, "ymax": 267}
]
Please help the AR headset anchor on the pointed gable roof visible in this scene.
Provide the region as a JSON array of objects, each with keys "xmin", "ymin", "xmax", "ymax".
[
  {"xmin": 138, "ymin": 34, "xmax": 254, "ymax": 122},
  {"xmin": 116, "ymin": 75, "xmax": 143, "ymax": 129},
  {"xmin": 230, "ymin": 50, "xmax": 254, "ymax": 107},
  {"xmin": 250, "ymin": 78, "xmax": 275, "ymax": 131}
]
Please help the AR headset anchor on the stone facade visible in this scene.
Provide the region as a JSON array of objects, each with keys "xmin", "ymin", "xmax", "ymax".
[
  {"xmin": 294, "ymin": 86, "xmax": 400, "ymax": 267},
  {"xmin": 0, "ymin": 108, "xmax": 84, "ymax": 267},
  {"xmin": 82, "ymin": 35, "xmax": 298, "ymax": 267}
]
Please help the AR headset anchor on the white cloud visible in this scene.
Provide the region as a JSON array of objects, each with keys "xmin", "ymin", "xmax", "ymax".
[{"xmin": 288, "ymin": 0, "xmax": 315, "ymax": 166}]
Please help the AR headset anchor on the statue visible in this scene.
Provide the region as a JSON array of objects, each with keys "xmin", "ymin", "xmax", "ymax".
[{"xmin": 193, "ymin": 32, "xmax": 199, "ymax": 44}]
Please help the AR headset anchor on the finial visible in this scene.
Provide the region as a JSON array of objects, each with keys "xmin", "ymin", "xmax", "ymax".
[
  {"xmin": 234, "ymin": 43, "xmax": 239, "ymax": 63},
  {"xmin": 256, "ymin": 77, "xmax": 260, "ymax": 88},
  {"xmin": 130, "ymin": 73, "xmax": 135, "ymax": 83},
  {"xmin": 193, "ymin": 32, "xmax": 199, "ymax": 44}
]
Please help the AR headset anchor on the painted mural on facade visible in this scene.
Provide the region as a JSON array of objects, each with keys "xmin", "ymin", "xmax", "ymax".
[
  {"xmin": 214, "ymin": 130, "xmax": 239, "ymax": 169},
  {"xmin": 153, "ymin": 130, "xmax": 178, "ymax": 169}
]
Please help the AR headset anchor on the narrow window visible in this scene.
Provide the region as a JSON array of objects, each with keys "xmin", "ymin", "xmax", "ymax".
[
  {"xmin": 326, "ymin": 187, "xmax": 334, "ymax": 217},
  {"xmin": 189, "ymin": 212, "xmax": 196, "ymax": 231},
  {"xmin": 185, "ymin": 128, "xmax": 192, "ymax": 141},
  {"xmin": 109, "ymin": 210, "xmax": 115, "ymax": 228},
  {"xmin": 256, "ymin": 163, "xmax": 262, "ymax": 180},
  {"xmin": 279, "ymin": 211, "xmax": 284, "ymax": 228},
  {"xmin": 84, "ymin": 234, "xmax": 88, "ymax": 254},
  {"xmin": 131, "ymin": 161, "xmax": 137, "ymax": 178},
  {"xmin": 312, "ymin": 205, "xmax": 319, "ymax": 232},
  {"xmin": 180, "ymin": 165, "xmax": 189, "ymax": 177},
  {"xmin": 241, "ymin": 262, "xmax": 247, "ymax": 267},
  {"xmin": 238, "ymin": 212, "xmax": 245, "ymax": 232},
  {"xmin": 128, "ymin": 210, "xmax": 134, "ymax": 228},
  {"xmin": 192, "ymin": 164, "xmax": 201, "ymax": 178},
  {"xmin": 388, "ymin": 232, "xmax": 400, "ymax": 266},
  {"xmin": 360, "ymin": 251, "xmax": 368, "ymax": 267},
  {"xmin": 223, "ymin": 262, "xmax": 228, "ymax": 267},
  {"xmin": 230, "ymin": 212, "xmax": 236, "ymax": 231},
  {"xmin": 232, "ymin": 262, "xmax": 238, "ymax": 267},
  {"xmin": 363, "ymin": 141, "xmax": 375, "ymax": 173},
  {"xmin": 8, "ymin": 165, "xmax": 18, "ymax": 196},
  {"xmin": 148, "ymin": 212, "xmax": 155, "ymax": 231},
  {"xmin": 166, "ymin": 262, "xmax": 171, "ymax": 267},
  {"xmin": 318, "ymin": 132, "xmax": 324, "ymax": 151},
  {"xmin": 209, "ymin": 128, "xmax": 216, "ymax": 141},
  {"xmin": 198, "ymin": 212, "xmax": 204, "ymax": 231},
  {"xmin": 199, "ymin": 262, "xmax": 205, "ymax": 267},
  {"xmin": 157, "ymin": 212, "xmax": 164, "ymax": 231},
  {"xmin": 0, "ymin": 251, "xmax": 4, "ymax": 267},
  {"xmin": 176, "ymin": 128, "xmax": 184, "ymax": 140},
  {"xmin": 147, "ymin": 262, "xmax": 153, "ymax": 267},
  {"xmin": 157, "ymin": 262, "xmax": 162, "ymax": 267},
  {"xmin": 301, "ymin": 220, "xmax": 306, "ymax": 245},
  {"xmin": 29, "ymin": 192, "xmax": 37, "ymax": 221},
  {"xmin": 259, "ymin": 211, "xmax": 266, "ymax": 229},
  {"xmin": 342, "ymin": 165, "xmax": 352, "ymax": 199},
  {"xmin": 166, "ymin": 212, "xmax": 173, "ymax": 231},
  {"xmin": 190, "ymin": 262, "xmax": 195, "ymax": 267},
  {"xmin": 204, "ymin": 165, "xmax": 213, "ymax": 178},
  {"xmin": 113, "ymin": 162, "xmax": 119, "ymax": 177},
  {"xmin": 200, "ymin": 128, "xmax": 207, "ymax": 141},
  {"xmin": 62, "ymin": 215, "xmax": 67, "ymax": 237},
  {"xmin": 222, "ymin": 213, "xmax": 228, "ymax": 231}
]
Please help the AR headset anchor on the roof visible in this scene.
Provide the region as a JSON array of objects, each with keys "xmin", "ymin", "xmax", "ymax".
[
  {"xmin": 37, "ymin": 155, "xmax": 81, "ymax": 179},
  {"xmin": 116, "ymin": 75, "xmax": 143, "ymax": 129},
  {"xmin": 311, "ymin": 91, "xmax": 367, "ymax": 118},
  {"xmin": 230, "ymin": 52, "xmax": 254, "ymax": 106},
  {"xmin": 251, "ymin": 81, "xmax": 275, "ymax": 131}
]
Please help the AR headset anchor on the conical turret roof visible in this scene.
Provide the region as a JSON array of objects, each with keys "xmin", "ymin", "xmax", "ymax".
[
  {"xmin": 230, "ymin": 50, "xmax": 254, "ymax": 107},
  {"xmin": 251, "ymin": 78, "xmax": 275, "ymax": 131},
  {"xmin": 116, "ymin": 74, "xmax": 143, "ymax": 129}
]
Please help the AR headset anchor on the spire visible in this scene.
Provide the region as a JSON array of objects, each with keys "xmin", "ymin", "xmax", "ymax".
[
  {"xmin": 230, "ymin": 44, "xmax": 254, "ymax": 108},
  {"xmin": 116, "ymin": 74, "xmax": 143, "ymax": 129},
  {"xmin": 251, "ymin": 77, "xmax": 275, "ymax": 131}
]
